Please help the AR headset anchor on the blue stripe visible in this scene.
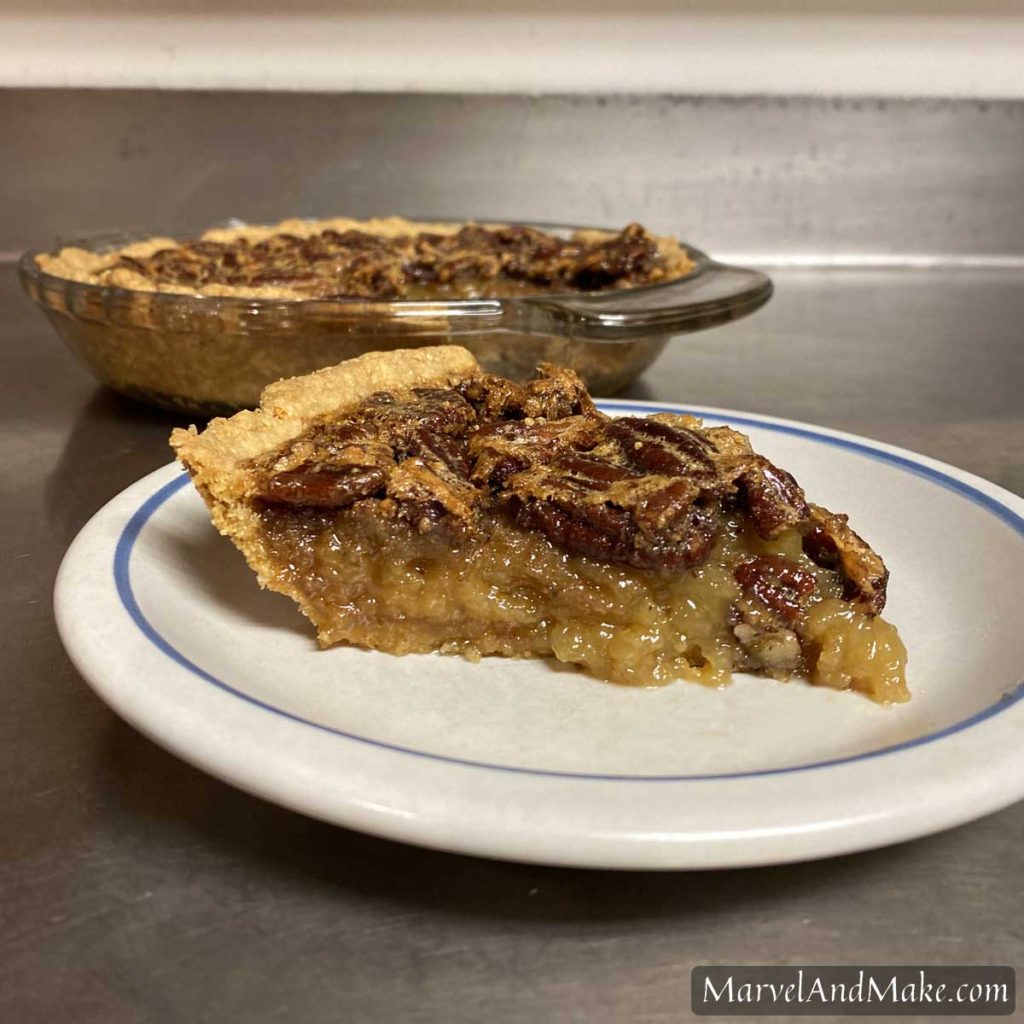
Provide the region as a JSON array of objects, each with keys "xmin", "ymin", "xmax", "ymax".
[{"xmin": 113, "ymin": 405, "xmax": 1024, "ymax": 782}]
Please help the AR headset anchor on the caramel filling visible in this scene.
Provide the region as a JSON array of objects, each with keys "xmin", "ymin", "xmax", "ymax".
[{"xmin": 256, "ymin": 504, "xmax": 908, "ymax": 702}]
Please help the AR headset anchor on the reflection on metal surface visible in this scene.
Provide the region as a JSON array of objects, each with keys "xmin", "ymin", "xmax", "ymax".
[{"xmin": 4, "ymin": 92, "xmax": 1024, "ymax": 262}]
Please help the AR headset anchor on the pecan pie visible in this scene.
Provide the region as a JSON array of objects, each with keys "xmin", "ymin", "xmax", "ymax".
[
  {"xmin": 171, "ymin": 347, "xmax": 907, "ymax": 701},
  {"xmin": 38, "ymin": 216, "xmax": 693, "ymax": 300}
]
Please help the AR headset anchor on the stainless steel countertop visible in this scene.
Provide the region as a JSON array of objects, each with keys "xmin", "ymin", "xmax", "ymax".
[
  {"xmin": 4, "ymin": 92, "xmax": 1024, "ymax": 263},
  {"xmin": 3, "ymin": 260, "xmax": 1022, "ymax": 1022}
]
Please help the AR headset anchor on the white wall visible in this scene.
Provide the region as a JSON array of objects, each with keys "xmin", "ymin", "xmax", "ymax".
[{"xmin": 3, "ymin": 0, "xmax": 1024, "ymax": 97}]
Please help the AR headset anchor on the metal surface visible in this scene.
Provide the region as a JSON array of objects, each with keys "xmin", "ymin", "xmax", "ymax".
[
  {"xmin": 3, "ymin": 259, "xmax": 1022, "ymax": 1022},
  {"xmin": 3, "ymin": 91, "xmax": 1024, "ymax": 262},
  {"xmin": 2, "ymin": 88, "xmax": 1023, "ymax": 1022}
]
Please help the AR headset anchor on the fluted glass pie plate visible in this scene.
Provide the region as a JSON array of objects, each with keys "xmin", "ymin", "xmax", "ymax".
[
  {"xmin": 54, "ymin": 401, "xmax": 1024, "ymax": 869},
  {"xmin": 20, "ymin": 221, "xmax": 771, "ymax": 415}
]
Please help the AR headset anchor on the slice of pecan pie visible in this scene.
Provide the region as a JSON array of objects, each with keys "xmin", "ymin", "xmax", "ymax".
[{"xmin": 171, "ymin": 347, "xmax": 907, "ymax": 701}]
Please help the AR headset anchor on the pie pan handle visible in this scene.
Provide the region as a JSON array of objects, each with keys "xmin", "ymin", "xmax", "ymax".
[{"xmin": 514, "ymin": 257, "xmax": 773, "ymax": 341}]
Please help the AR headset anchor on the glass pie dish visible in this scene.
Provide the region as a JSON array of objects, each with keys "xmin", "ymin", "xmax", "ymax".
[{"xmin": 20, "ymin": 221, "xmax": 772, "ymax": 416}]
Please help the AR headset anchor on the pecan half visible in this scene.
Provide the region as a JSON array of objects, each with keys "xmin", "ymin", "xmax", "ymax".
[
  {"xmin": 802, "ymin": 504, "xmax": 889, "ymax": 614},
  {"xmin": 738, "ymin": 456, "xmax": 810, "ymax": 538},
  {"xmin": 734, "ymin": 554, "xmax": 818, "ymax": 626},
  {"xmin": 257, "ymin": 465, "xmax": 387, "ymax": 507}
]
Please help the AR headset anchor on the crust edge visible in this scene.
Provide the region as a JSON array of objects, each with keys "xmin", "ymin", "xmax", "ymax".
[{"xmin": 170, "ymin": 345, "xmax": 480, "ymax": 505}]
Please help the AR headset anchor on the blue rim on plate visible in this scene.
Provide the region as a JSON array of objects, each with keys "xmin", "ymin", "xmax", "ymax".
[{"xmin": 115, "ymin": 403, "xmax": 1024, "ymax": 783}]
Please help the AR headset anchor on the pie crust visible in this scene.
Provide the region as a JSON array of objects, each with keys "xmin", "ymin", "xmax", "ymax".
[
  {"xmin": 171, "ymin": 347, "xmax": 907, "ymax": 701},
  {"xmin": 37, "ymin": 217, "xmax": 694, "ymax": 301}
]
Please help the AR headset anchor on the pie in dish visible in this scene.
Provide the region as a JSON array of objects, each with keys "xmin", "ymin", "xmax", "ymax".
[
  {"xmin": 37, "ymin": 217, "xmax": 693, "ymax": 301},
  {"xmin": 171, "ymin": 347, "xmax": 907, "ymax": 702}
]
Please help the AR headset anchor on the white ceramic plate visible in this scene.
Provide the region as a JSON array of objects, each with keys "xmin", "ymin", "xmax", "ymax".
[{"xmin": 55, "ymin": 401, "xmax": 1024, "ymax": 870}]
